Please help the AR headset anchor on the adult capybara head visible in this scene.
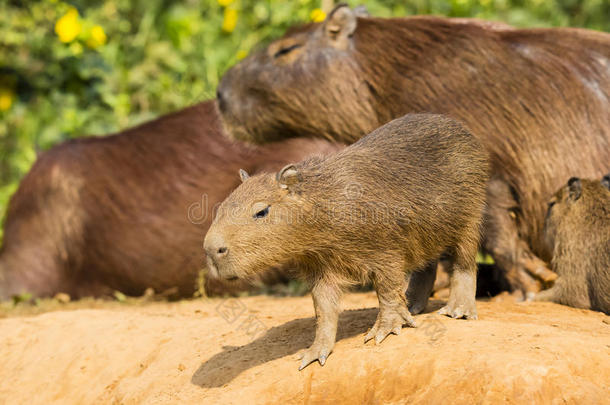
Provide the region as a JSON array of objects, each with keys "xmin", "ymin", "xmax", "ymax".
[
  {"xmin": 203, "ymin": 165, "xmax": 315, "ymax": 281},
  {"xmin": 544, "ymin": 175, "xmax": 610, "ymax": 249},
  {"xmin": 216, "ymin": 4, "xmax": 377, "ymax": 143}
]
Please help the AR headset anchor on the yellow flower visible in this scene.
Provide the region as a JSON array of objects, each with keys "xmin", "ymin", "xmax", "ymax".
[
  {"xmin": 87, "ymin": 25, "xmax": 107, "ymax": 49},
  {"xmin": 55, "ymin": 7, "xmax": 82, "ymax": 43},
  {"xmin": 0, "ymin": 88, "xmax": 15, "ymax": 112},
  {"xmin": 236, "ymin": 49, "xmax": 248, "ymax": 60},
  {"xmin": 222, "ymin": 8, "xmax": 238, "ymax": 33},
  {"xmin": 310, "ymin": 8, "xmax": 326, "ymax": 23},
  {"xmin": 218, "ymin": 0, "xmax": 233, "ymax": 6}
]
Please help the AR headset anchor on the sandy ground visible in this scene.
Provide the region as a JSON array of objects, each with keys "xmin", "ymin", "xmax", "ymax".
[{"xmin": 0, "ymin": 292, "xmax": 609, "ymax": 404}]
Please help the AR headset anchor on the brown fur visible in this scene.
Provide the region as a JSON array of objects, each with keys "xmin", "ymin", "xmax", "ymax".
[
  {"xmin": 204, "ymin": 114, "xmax": 489, "ymax": 369},
  {"xmin": 0, "ymin": 101, "xmax": 341, "ymax": 300},
  {"xmin": 217, "ymin": 5, "xmax": 610, "ymax": 296},
  {"xmin": 535, "ymin": 176, "xmax": 610, "ymax": 314}
]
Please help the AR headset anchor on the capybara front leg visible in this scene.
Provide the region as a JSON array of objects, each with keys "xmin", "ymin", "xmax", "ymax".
[
  {"xmin": 533, "ymin": 285, "xmax": 560, "ymax": 303},
  {"xmin": 406, "ymin": 261, "xmax": 437, "ymax": 315},
  {"xmin": 365, "ymin": 272, "xmax": 416, "ymax": 345},
  {"xmin": 534, "ymin": 279, "xmax": 590, "ymax": 309},
  {"xmin": 484, "ymin": 178, "xmax": 542, "ymax": 298},
  {"xmin": 439, "ymin": 242, "xmax": 478, "ymax": 320},
  {"xmin": 299, "ymin": 280, "xmax": 341, "ymax": 370}
]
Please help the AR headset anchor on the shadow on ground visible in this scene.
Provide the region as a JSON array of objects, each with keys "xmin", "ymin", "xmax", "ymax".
[{"xmin": 191, "ymin": 300, "xmax": 445, "ymax": 388}]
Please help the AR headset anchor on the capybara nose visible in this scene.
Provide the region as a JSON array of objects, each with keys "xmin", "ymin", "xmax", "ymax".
[
  {"xmin": 216, "ymin": 88, "xmax": 227, "ymax": 112},
  {"xmin": 204, "ymin": 233, "xmax": 229, "ymax": 260}
]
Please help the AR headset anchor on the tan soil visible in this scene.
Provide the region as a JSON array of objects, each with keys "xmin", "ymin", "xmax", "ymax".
[{"xmin": 0, "ymin": 292, "xmax": 608, "ymax": 404}]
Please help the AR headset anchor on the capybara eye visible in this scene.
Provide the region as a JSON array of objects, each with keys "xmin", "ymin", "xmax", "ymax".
[
  {"xmin": 548, "ymin": 200, "xmax": 556, "ymax": 209},
  {"xmin": 274, "ymin": 44, "xmax": 302, "ymax": 58},
  {"xmin": 254, "ymin": 205, "xmax": 270, "ymax": 219}
]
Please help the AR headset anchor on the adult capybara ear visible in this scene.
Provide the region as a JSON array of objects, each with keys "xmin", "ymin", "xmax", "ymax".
[
  {"xmin": 353, "ymin": 5, "xmax": 370, "ymax": 17},
  {"xmin": 601, "ymin": 174, "xmax": 610, "ymax": 191},
  {"xmin": 239, "ymin": 169, "xmax": 250, "ymax": 183},
  {"xmin": 567, "ymin": 177, "xmax": 582, "ymax": 202},
  {"xmin": 325, "ymin": 4, "xmax": 358, "ymax": 42},
  {"xmin": 276, "ymin": 164, "xmax": 301, "ymax": 190}
]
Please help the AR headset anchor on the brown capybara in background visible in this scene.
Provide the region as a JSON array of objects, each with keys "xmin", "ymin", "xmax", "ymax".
[
  {"xmin": 204, "ymin": 114, "xmax": 489, "ymax": 370},
  {"xmin": 535, "ymin": 175, "xmax": 610, "ymax": 314},
  {"xmin": 216, "ymin": 5, "xmax": 610, "ymax": 300},
  {"xmin": 0, "ymin": 101, "xmax": 341, "ymax": 300}
]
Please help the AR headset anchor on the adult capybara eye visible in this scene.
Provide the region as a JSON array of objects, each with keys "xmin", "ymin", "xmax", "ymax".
[
  {"xmin": 254, "ymin": 205, "xmax": 270, "ymax": 219},
  {"xmin": 547, "ymin": 200, "xmax": 556, "ymax": 209},
  {"xmin": 274, "ymin": 44, "xmax": 302, "ymax": 58}
]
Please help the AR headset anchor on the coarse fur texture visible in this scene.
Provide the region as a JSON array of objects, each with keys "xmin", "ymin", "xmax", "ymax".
[
  {"xmin": 0, "ymin": 101, "xmax": 342, "ymax": 300},
  {"xmin": 217, "ymin": 5, "xmax": 610, "ymax": 298},
  {"xmin": 535, "ymin": 176, "xmax": 610, "ymax": 314},
  {"xmin": 204, "ymin": 114, "xmax": 489, "ymax": 369}
]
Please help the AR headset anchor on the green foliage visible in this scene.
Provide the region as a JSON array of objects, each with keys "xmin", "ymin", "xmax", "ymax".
[{"xmin": 0, "ymin": 0, "xmax": 608, "ymax": 242}]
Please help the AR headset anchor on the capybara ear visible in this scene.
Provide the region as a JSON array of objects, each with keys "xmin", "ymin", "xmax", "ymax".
[
  {"xmin": 239, "ymin": 169, "xmax": 250, "ymax": 183},
  {"xmin": 567, "ymin": 177, "xmax": 582, "ymax": 202},
  {"xmin": 276, "ymin": 164, "xmax": 301, "ymax": 190},
  {"xmin": 601, "ymin": 174, "xmax": 610, "ymax": 191},
  {"xmin": 353, "ymin": 5, "xmax": 370, "ymax": 17},
  {"xmin": 325, "ymin": 4, "xmax": 358, "ymax": 41}
]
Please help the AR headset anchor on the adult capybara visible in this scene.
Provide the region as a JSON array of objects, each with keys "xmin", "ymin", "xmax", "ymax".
[
  {"xmin": 0, "ymin": 101, "xmax": 341, "ymax": 300},
  {"xmin": 204, "ymin": 114, "xmax": 489, "ymax": 369},
  {"xmin": 216, "ymin": 5, "xmax": 610, "ymax": 299},
  {"xmin": 535, "ymin": 175, "xmax": 610, "ymax": 314}
]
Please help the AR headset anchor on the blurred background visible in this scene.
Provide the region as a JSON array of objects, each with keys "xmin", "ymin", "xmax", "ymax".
[{"xmin": 1, "ymin": 0, "xmax": 609, "ymax": 241}]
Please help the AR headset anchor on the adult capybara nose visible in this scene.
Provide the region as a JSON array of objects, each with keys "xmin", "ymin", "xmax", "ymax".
[
  {"xmin": 204, "ymin": 233, "xmax": 229, "ymax": 260},
  {"xmin": 216, "ymin": 69, "xmax": 235, "ymax": 114},
  {"xmin": 216, "ymin": 87, "xmax": 227, "ymax": 112}
]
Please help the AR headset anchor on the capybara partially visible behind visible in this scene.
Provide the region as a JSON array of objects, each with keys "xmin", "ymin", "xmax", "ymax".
[
  {"xmin": 535, "ymin": 175, "xmax": 610, "ymax": 314},
  {"xmin": 0, "ymin": 101, "xmax": 341, "ymax": 300},
  {"xmin": 216, "ymin": 5, "xmax": 610, "ymax": 298},
  {"xmin": 204, "ymin": 114, "xmax": 489, "ymax": 370}
]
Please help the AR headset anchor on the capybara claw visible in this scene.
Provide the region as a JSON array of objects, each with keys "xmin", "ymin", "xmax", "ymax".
[
  {"xmin": 364, "ymin": 309, "xmax": 414, "ymax": 345},
  {"xmin": 298, "ymin": 346, "xmax": 331, "ymax": 371},
  {"xmin": 364, "ymin": 326, "xmax": 377, "ymax": 344}
]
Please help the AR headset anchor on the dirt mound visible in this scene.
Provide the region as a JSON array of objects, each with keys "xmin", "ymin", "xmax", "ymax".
[{"xmin": 0, "ymin": 293, "xmax": 608, "ymax": 404}]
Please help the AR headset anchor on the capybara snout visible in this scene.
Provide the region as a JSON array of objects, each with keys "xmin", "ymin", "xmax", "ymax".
[{"xmin": 203, "ymin": 232, "xmax": 229, "ymax": 267}]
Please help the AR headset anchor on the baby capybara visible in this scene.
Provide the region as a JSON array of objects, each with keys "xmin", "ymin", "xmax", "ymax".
[
  {"xmin": 0, "ymin": 101, "xmax": 341, "ymax": 300},
  {"xmin": 204, "ymin": 114, "xmax": 489, "ymax": 369},
  {"xmin": 217, "ymin": 5, "xmax": 610, "ymax": 298},
  {"xmin": 535, "ymin": 175, "xmax": 610, "ymax": 314}
]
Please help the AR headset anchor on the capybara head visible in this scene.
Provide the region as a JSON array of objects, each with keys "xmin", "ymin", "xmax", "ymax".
[
  {"xmin": 203, "ymin": 165, "xmax": 315, "ymax": 280},
  {"xmin": 544, "ymin": 175, "xmax": 610, "ymax": 249},
  {"xmin": 216, "ymin": 4, "xmax": 378, "ymax": 143}
]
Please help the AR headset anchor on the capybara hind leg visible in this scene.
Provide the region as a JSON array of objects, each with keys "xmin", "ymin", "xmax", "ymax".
[
  {"xmin": 406, "ymin": 261, "xmax": 437, "ymax": 315},
  {"xmin": 439, "ymin": 242, "xmax": 478, "ymax": 320},
  {"xmin": 365, "ymin": 271, "xmax": 416, "ymax": 345},
  {"xmin": 299, "ymin": 280, "xmax": 342, "ymax": 370}
]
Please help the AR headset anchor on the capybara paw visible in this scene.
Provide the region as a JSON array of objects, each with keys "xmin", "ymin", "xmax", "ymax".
[
  {"xmin": 364, "ymin": 309, "xmax": 416, "ymax": 345},
  {"xmin": 438, "ymin": 302, "xmax": 478, "ymax": 320},
  {"xmin": 298, "ymin": 343, "xmax": 332, "ymax": 371}
]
